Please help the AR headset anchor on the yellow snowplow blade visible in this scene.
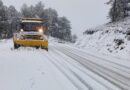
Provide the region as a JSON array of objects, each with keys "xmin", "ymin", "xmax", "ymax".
[{"xmin": 14, "ymin": 40, "xmax": 48, "ymax": 48}]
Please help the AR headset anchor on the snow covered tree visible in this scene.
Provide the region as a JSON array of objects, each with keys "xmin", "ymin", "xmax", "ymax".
[
  {"xmin": 21, "ymin": 1, "xmax": 45, "ymax": 18},
  {"xmin": 29, "ymin": 5, "xmax": 36, "ymax": 17},
  {"xmin": 43, "ymin": 9, "xmax": 72, "ymax": 41},
  {"xmin": 34, "ymin": 1, "xmax": 45, "ymax": 18},
  {"xmin": 21, "ymin": 4, "xmax": 32, "ymax": 18},
  {"xmin": 71, "ymin": 34, "xmax": 78, "ymax": 43},
  {"xmin": 0, "ymin": 0, "xmax": 72, "ymax": 40},
  {"xmin": 0, "ymin": 0, "xmax": 9, "ymax": 39},
  {"xmin": 44, "ymin": 8, "xmax": 58, "ymax": 36},
  {"xmin": 7, "ymin": 5, "xmax": 19, "ymax": 37},
  {"xmin": 107, "ymin": 0, "xmax": 128, "ymax": 22},
  {"xmin": 125, "ymin": 0, "xmax": 130, "ymax": 14},
  {"xmin": 57, "ymin": 17, "xmax": 72, "ymax": 41}
]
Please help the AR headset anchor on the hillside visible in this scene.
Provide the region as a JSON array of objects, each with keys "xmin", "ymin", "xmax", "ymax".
[{"xmin": 75, "ymin": 17, "xmax": 130, "ymax": 60}]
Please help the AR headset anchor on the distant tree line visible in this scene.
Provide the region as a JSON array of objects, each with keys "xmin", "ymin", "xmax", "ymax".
[
  {"xmin": 0, "ymin": 0, "xmax": 74, "ymax": 42},
  {"xmin": 107, "ymin": 0, "xmax": 130, "ymax": 22}
]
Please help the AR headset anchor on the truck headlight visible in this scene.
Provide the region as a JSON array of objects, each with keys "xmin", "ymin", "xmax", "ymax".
[
  {"xmin": 20, "ymin": 29, "xmax": 24, "ymax": 32},
  {"xmin": 38, "ymin": 28, "xmax": 43, "ymax": 33}
]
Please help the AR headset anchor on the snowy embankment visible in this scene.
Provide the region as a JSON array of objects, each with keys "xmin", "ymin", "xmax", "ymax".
[{"xmin": 75, "ymin": 17, "xmax": 130, "ymax": 60}]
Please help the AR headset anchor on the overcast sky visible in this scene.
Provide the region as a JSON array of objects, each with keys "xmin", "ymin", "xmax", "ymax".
[{"xmin": 3, "ymin": 0, "xmax": 110, "ymax": 36}]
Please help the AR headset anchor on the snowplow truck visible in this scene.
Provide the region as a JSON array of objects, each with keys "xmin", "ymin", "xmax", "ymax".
[{"xmin": 13, "ymin": 18, "xmax": 48, "ymax": 51}]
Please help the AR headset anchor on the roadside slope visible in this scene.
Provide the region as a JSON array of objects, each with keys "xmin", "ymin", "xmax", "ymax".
[{"xmin": 75, "ymin": 17, "xmax": 130, "ymax": 60}]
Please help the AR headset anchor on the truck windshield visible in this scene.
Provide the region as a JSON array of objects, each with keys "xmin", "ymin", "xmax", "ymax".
[{"xmin": 21, "ymin": 22, "xmax": 43, "ymax": 31}]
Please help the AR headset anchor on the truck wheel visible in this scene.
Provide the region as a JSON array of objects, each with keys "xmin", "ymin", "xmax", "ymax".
[
  {"xmin": 14, "ymin": 43, "xmax": 20, "ymax": 49},
  {"xmin": 45, "ymin": 48, "xmax": 48, "ymax": 51},
  {"xmin": 35, "ymin": 46, "xmax": 40, "ymax": 49},
  {"xmin": 41, "ymin": 47, "xmax": 48, "ymax": 51}
]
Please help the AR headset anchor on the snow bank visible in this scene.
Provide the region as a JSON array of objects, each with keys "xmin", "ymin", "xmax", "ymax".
[{"xmin": 75, "ymin": 17, "xmax": 130, "ymax": 60}]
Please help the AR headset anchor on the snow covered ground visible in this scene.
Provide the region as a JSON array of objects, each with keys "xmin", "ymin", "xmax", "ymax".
[
  {"xmin": 75, "ymin": 17, "xmax": 130, "ymax": 60},
  {"xmin": 0, "ymin": 40, "xmax": 77, "ymax": 90},
  {"xmin": 0, "ymin": 39, "xmax": 130, "ymax": 90}
]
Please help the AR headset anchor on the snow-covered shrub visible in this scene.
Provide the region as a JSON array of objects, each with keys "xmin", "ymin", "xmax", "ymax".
[
  {"xmin": 126, "ymin": 30, "xmax": 130, "ymax": 35},
  {"xmin": 126, "ymin": 35, "xmax": 130, "ymax": 40},
  {"xmin": 114, "ymin": 39, "xmax": 124, "ymax": 46},
  {"xmin": 84, "ymin": 30, "xmax": 96, "ymax": 35}
]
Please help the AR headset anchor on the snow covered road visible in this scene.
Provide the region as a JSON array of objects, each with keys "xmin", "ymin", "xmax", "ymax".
[{"xmin": 0, "ymin": 40, "xmax": 130, "ymax": 90}]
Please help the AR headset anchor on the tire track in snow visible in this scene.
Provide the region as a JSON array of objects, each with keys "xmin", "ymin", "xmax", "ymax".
[
  {"xmin": 63, "ymin": 45, "xmax": 130, "ymax": 70},
  {"xmin": 47, "ymin": 48, "xmax": 94, "ymax": 90},
  {"xmin": 62, "ymin": 46, "xmax": 130, "ymax": 78},
  {"xmin": 50, "ymin": 47, "xmax": 118, "ymax": 90},
  {"xmin": 43, "ymin": 50, "xmax": 89, "ymax": 90},
  {"xmin": 58, "ymin": 45, "xmax": 130, "ymax": 78},
  {"xmin": 53, "ymin": 45, "xmax": 130, "ymax": 90}
]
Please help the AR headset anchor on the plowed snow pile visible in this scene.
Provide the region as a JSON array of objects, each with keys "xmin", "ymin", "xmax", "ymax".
[{"xmin": 75, "ymin": 17, "xmax": 130, "ymax": 60}]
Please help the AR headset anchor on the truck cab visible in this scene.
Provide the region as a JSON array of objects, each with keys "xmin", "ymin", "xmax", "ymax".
[{"xmin": 13, "ymin": 18, "xmax": 48, "ymax": 51}]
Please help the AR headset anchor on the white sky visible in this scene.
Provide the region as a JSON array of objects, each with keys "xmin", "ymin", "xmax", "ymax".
[{"xmin": 3, "ymin": 0, "xmax": 110, "ymax": 36}]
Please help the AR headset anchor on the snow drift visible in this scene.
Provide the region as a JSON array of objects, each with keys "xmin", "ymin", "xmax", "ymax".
[{"xmin": 75, "ymin": 17, "xmax": 130, "ymax": 60}]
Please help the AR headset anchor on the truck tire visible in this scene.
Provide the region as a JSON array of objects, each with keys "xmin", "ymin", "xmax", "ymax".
[
  {"xmin": 45, "ymin": 48, "xmax": 48, "ymax": 51},
  {"xmin": 35, "ymin": 46, "xmax": 40, "ymax": 49},
  {"xmin": 41, "ymin": 47, "xmax": 48, "ymax": 51},
  {"xmin": 14, "ymin": 43, "xmax": 20, "ymax": 49}
]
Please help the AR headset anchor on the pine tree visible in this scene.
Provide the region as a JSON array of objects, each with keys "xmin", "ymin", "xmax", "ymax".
[
  {"xmin": 21, "ymin": 4, "xmax": 31, "ymax": 17},
  {"xmin": 107, "ymin": 0, "xmax": 128, "ymax": 22},
  {"xmin": 0, "ymin": 0, "xmax": 72, "ymax": 40},
  {"xmin": 0, "ymin": 0, "xmax": 9, "ymax": 38},
  {"xmin": 34, "ymin": 1, "xmax": 45, "ymax": 18},
  {"xmin": 7, "ymin": 5, "xmax": 19, "ymax": 37},
  {"xmin": 58, "ymin": 17, "xmax": 72, "ymax": 41}
]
